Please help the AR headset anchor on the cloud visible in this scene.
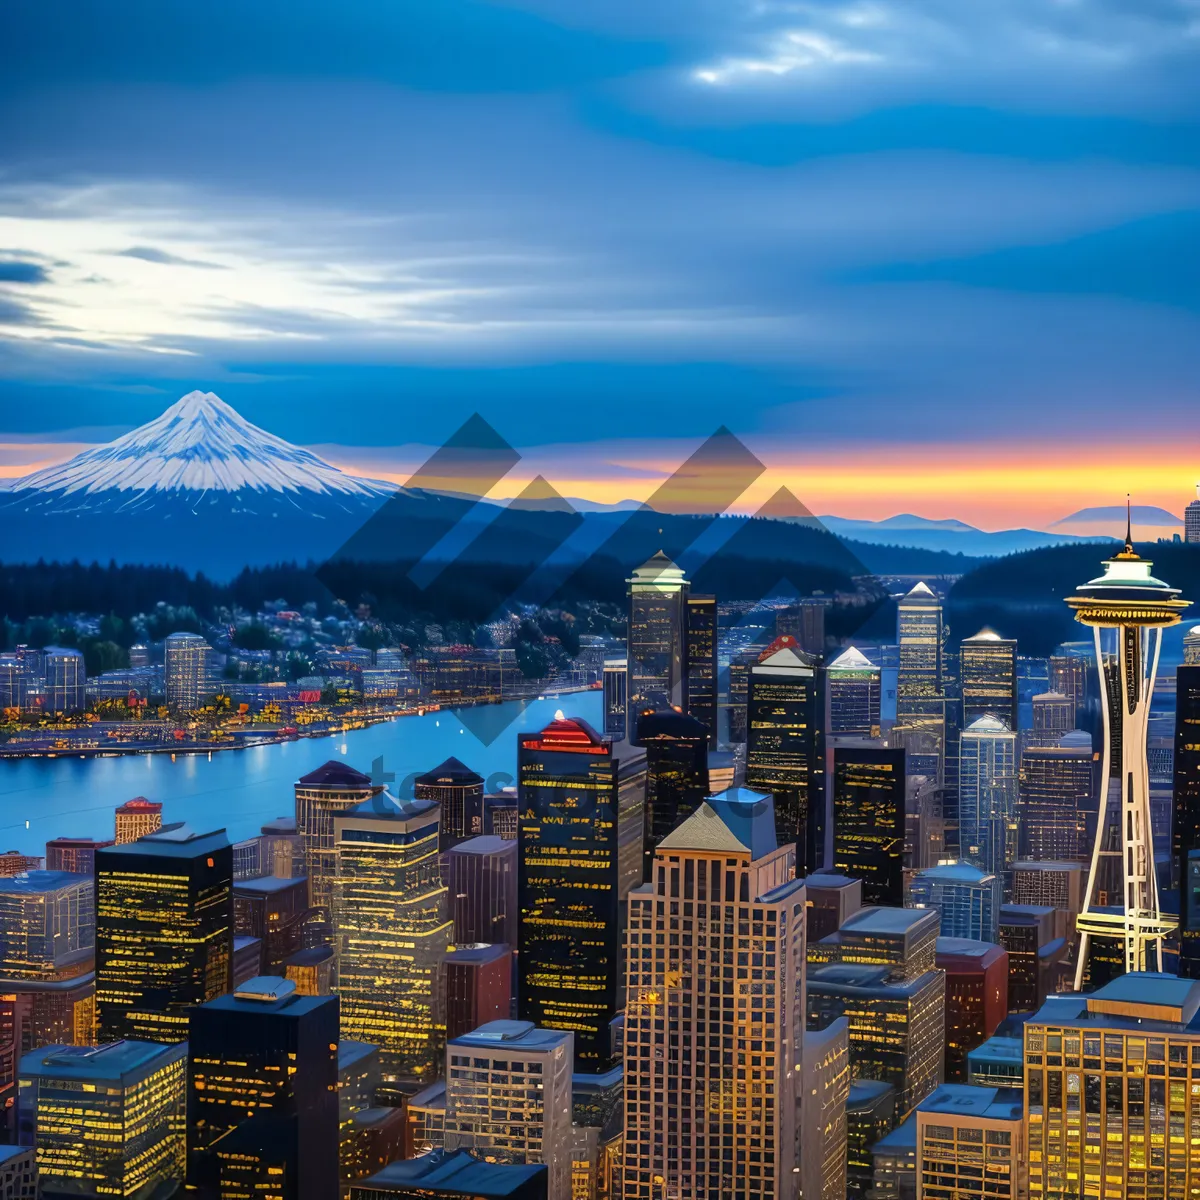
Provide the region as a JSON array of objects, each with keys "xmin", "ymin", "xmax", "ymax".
[
  {"xmin": 114, "ymin": 245, "xmax": 226, "ymax": 269},
  {"xmin": 0, "ymin": 259, "xmax": 49, "ymax": 283}
]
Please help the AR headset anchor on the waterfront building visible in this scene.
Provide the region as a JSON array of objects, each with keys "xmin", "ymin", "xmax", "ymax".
[
  {"xmin": 234, "ymin": 874, "xmax": 310, "ymax": 973},
  {"xmin": 602, "ymin": 658, "xmax": 628, "ymax": 741},
  {"xmin": 801, "ymin": 1018, "xmax": 851, "ymax": 1200},
  {"xmin": 187, "ymin": 976, "xmax": 338, "ymax": 1199},
  {"xmin": 333, "ymin": 791, "xmax": 452, "ymax": 1085},
  {"xmin": 43, "ymin": 647, "xmax": 85, "ymax": 715},
  {"xmin": 1030, "ymin": 692, "xmax": 1075, "ymax": 747},
  {"xmin": 832, "ymin": 745, "xmax": 906, "ymax": 907},
  {"xmin": 517, "ymin": 717, "xmax": 645, "ymax": 1074},
  {"xmin": 809, "ymin": 904, "xmax": 939, "ymax": 981},
  {"xmin": 294, "ymin": 760, "xmax": 383, "ymax": 935},
  {"xmin": 94, "ymin": 823, "xmax": 232, "ymax": 1044},
  {"xmin": 44, "ymin": 837, "xmax": 114, "ymax": 876},
  {"xmin": 1067, "ymin": 526, "xmax": 1190, "ymax": 983},
  {"xmin": 998, "ymin": 904, "xmax": 1063, "ymax": 1013},
  {"xmin": 909, "ymin": 861, "xmax": 1000, "ymax": 943},
  {"xmin": 935, "ymin": 938, "xmax": 1007, "ymax": 1082},
  {"xmin": 827, "ymin": 646, "xmax": 882, "ymax": 737},
  {"xmin": 960, "ymin": 629, "xmax": 1018, "ymax": 733},
  {"xmin": 895, "ymin": 583, "xmax": 946, "ymax": 782},
  {"xmin": 623, "ymin": 792, "xmax": 804, "ymax": 1200},
  {"xmin": 1018, "ymin": 733, "xmax": 1094, "ymax": 862},
  {"xmin": 804, "ymin": 870, "xmax": 862, "ymax": 943},
  {"xmin": 846, "ymin": 1080, "xmax": 896, "ymax": 1199},
  {"xmin": 915, "ymin": 1083, "xmax": 1024, "ymax": 1200},
  {"xmin": 444, "ymin": 1021, "xmax": 573, "ymax": 1200},
  {"xmin": 0, "ymin": 872, "xmax": 93, "ymax": 981},
  {"xmin": 626, "ymin": 551, "xmax": 689, "ymax": 714},
  {"xmin": 446, "ymin": 836, "xmax": 517, "ymax": 948},
  {"xmin": 415, "ymin": 757, "xmax": 485, "ymax": 851},
  {"xmin": 636, "ymin": 708, "xmax": 710, "ymax": 879},
  {"xmin": 113, "ymin": 797, "xmax": 162, "ymax": 845},
  {"xmin": 807, "ymin": 962, "xmax": 945, "ymax": 1114},
  {"xmin": 746, "ymin": 640, "xmax": 826, "ymax": 874},
  {"xmin": 1011, "ymin": 860, "xmax": 1083, "ymax": 941},
  {"xmin": 684, "ymin": 592, "xmax": 718, "ymax": 744},
  {"xmin": 164, "ymin": 631, "xmax": 213, "ymax": 714},
  {"xmin": 959, "ymin": 715, "xmax": 1018, "ymax": 881},
  {"xmin": 350, "ymin": 1150, "xmax": 547, "ymax": 1200},
  {"xmin": 17, "ymin": 1040, "xmax": 186, "ymax": 1197},
  {"xmin": 443, "ymin": 943, "xmax": 512, "ymax": 1043},
  {"xmin": 0, "ymin": 658, "xmax": 33, "ymax": 711},
  {"xmin": 1176, "ymin": 662, "xmax": 1200, "ymax": 976},
  {"xmin": 966, "ymin": 1036, "xmax": 1023, "ymax": 1090},
  {"xmin": 1025, "ymin": 973, "xmax": 1200, "ymax": 1197}
]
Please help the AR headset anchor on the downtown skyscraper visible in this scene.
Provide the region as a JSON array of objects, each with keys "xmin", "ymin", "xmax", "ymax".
[
  {"xmin": 959, "ymin": 628, "xmax": 1018, "ymax": 733},
  {"xmin": 959, "ymin": 715, "xmax": 1019, "ymax": 882},
  {"xmin": 627, "ymin": 552, "xmax": 689, "ymax": 714}
]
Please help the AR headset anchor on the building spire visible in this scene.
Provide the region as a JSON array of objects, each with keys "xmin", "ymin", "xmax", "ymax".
[{"xmin": 1126, "ymin": 493, "xmax": 1133, "ymax": 554}]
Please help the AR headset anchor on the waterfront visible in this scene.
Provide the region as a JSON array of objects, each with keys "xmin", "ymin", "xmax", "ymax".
[{"xmin": 0, "ymin": 692, "xmax": 601, "ymax": 857}]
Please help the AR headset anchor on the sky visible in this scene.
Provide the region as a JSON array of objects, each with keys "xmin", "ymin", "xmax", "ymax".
[{"xmin": 1, "ymin": 0, "xmax": 1200, "ymax": 530}]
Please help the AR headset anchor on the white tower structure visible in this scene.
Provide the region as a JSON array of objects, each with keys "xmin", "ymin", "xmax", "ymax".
[
  {"xmin": 1186, "ymin": 483, "xmax": 1200, "ymax": 545},
  {"xmin": 1069, "ymin": 505, "xmax": 1191, "ymax": 986}
]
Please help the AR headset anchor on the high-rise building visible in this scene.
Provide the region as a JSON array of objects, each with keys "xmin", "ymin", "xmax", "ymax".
[
  {"xmin": 163, "ymin": 631, "xmax": 213, "ymax": 714},
  {"xmin": 294, "ymin": 760, "xmax": 383, "ymax": 934},
  {"xmin": 342, "ymin": 1108, "xmax": 407, "ymax": 1195},
  {"xmin": 626, "ymin": 551, "xmax": 689, "ymax": 714},
  {"xmin": 905, "ymin": 774, "xmax": 946, "ymax": 876},
  {"xmin": 684, "ymin": 593, "xmax": 718, "ymax": 745},
  {"xmin": 959, "ymin": 629, "xmax": 1017, "ymax": 733},
  {"xmin": 867, "ymin": 1113, "xmax": 918, "ymax": 1200},
  {"xmin": 484, "ymin": 791, "xmax": 519, "ymax": 841},
  {"xmin": 1030, "ymin": 692, "xmax": 1075, "ymax": 747},
  {"xmin": 187, "ymin": 976, "xmax": 339, "ymax": 1200},
  {"xmin": 1019, "ymin": 732, "xmax": 1094, "ymax": 862},
  {"xmin": 1011, "ymin": 860, "xmax": 1083, "ymax": 941},
  {"xmin": 1068, "ymin": 531, "xmax": 1191, "ymax": 984},
  {"xmin": 1186, "ymin": 484, "xmax": 1200, "ymax": 544},
  {"xmin": 636, "ymin": 708, "xmax": 710, "ymax": 880},
  {"xmin": 113, "ymin": 797, "xmax": 163, "ymax": 845},
  {"xmin": 909, "ymin": 860, "xmax": 1000, "ymax": 943},
  {"xmin": 0, "ymin": 853, "xmax": 42, "ymax": 877},
  {"xmin": 44, "ymin": 837, "xmax": 114, "ymax": 875},
  {"xmin": 1025, "ymin": 973, "xmax": 1200, "ymax": 1197},
  {"xmin": 285, "ymin": 945, "xmax": 334, "ymax": 997},
  {"xmin": 42, "ymin": 647, "xmax": 85, "ymax": 714},
  {"xmin": 443, "ymin": 944, "xmax": 512, "ymax": 1043},
  {"xmin": 804, "ymin": 871, "xmax": 862, "ymax": 943},
  {"xmin": 623, "ymin": 791, "xmax": 804, "ymax": 1200},
  {"xmin": 845, "ymin": 1080, "xmax": 896, "ymax": 1200},
  {"xmin": 958, "ymin": 715, "xmax": 1018, "ymax": 881},
  {"xmin": 827, "ymin": 646, "xmax": 882, "ymax": 737},
  {"xmin": 776, "ymin": 597, "xmax": 827, "ymax": 657},
  {"xmin": 832, "ymin": 745, "xmax": 906, "ymax": 907},
  {"xmin": 517, "ymin": 717, "xmax": 645, "ymax": 1075},
  {"xmin": 338, "ymin": 1041, "xmax": 383, "ymax": 1188},
  {"xmin": 1175, "ymin": 663, "xmax": 1200, "ymax": 977},
  {"xmin": 232, "ymin": 934, "xmax": 262, "ymax": 986},
  {"xmin": 800, "ymin": 1018, "xmax": 850, "ymax": 1200},
  {"xmin": 259, "ymin": 816, "xmax": 305, "ymax": 879},
  {"xmin": 350, "ymin": 1149, "xmax": 548, "ymax": 1200},
  {"xmin": 333, "ymin": 791, "xmax": 452, "ymax": 1085},
  {"xmin": 998, "ymin": 904, "xmax": 1062, "ymax": 1013},
  {"xmin": 915, "ymin": 1084, "xmax": 1025, "ymax": 1200},
  {"xmin": 895, "ymin": 582, "xmax": 946, "ymax": 781},
  {"xmin": 966, "ymin": 1036, "xmax": 1023, "ymax": 1091},
  {"xmin": 602, "ymin": 658, "xmax": 628, "ymax": 741},
  {"xmin": 446, "ymin": 836, "xmax": 517, "ymax": 948},
  {"xmin": 809, "ymin": 904, "xmax": 939, "ymax": 981},
  {"xmin": 0, "ymin": 872, "xmax": 93, "ymax": 981},
  {"xmin": 234, "ymin": 875, "xmax": 310, "ymax": 973},
  {"xmin": 1185, "ymin": 625, "xmax": 1200, "ymax": 666},
  {"xmin": 934, "ymin": 938, "xmax": 1007, "ymax": 1082},
  {"xmin": 94, "ymin": 823, "xmax": 233, "ymax": 1044},
  {"xmin": 1048, "ymin": 654, "xmax": 1088, "ymax": 724},
  {"xmin": 746, "ymin": 641, "xmax": 826, "ymax": 874},
  {"xmin": 444, "ymin": 1021, "xmax": 573, "ymax": 1200},
  {"xmin": 18, "ymin": 1041, "xmax": 186, "ymax": 1197},
  {"xmin": 414, "ymin": 758, "xmax": 485, "ymax": 851}
]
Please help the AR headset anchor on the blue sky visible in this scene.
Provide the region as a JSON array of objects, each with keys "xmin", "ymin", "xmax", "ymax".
[{"xmin": 1, "ymin": 0, "xmax": 1199, "ymax": 525}]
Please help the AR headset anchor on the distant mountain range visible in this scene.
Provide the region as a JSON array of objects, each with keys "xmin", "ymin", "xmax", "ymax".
[{"xmin": 0, "ymin": 390, "xmax": 1127, "ymax": 578}]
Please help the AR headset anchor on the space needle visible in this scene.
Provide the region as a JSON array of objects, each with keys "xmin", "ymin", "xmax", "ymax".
[{"xmin": 1069, "ymin": 501, "xmax": 1191, "ymax": 987}]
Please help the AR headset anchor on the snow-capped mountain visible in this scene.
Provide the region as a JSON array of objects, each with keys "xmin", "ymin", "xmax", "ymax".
[{"xmin": 8, "ymin": 390, "xmax": 394, "ymax": 505}]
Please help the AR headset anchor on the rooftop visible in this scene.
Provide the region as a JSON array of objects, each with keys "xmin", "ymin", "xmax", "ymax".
[
  {"xmin": 902, "ymin": 581, "xmax": 938, "ymax": 602},
  {"xmin": 342, "ymin": 790, "xmax": 440, "ymax": 821},
  {"xmin": 914, "ymin": 860, "xmax": 996, "ymax": 885},
  {"xmin": 964, "ymin": 627, "xmax": 1005, "ymax": 642},
  {"xmin": 847, "ymin": 1079, "xmax": 896, "ymax": 1109},
  {"xmin": 21, "ymin": 1039, "xmax": 185, "ymax": 1083},
  {"xmin": 296, "ymin": 760, "xmax": 374, "ymax": 788},
  {"xmin": 804, "ymin": 871, "xmax": 859, "ymax": 890},
  {"xmin": 356, "ymin": 1149, "xmax": 546, "ymax": 1199},
  {"xmin": 963, "ymin": 714, "xmax": 1013, "ymax": 735},
  {"xmin": 0, "ymin": 869, "xmax": 89, "ymax": 895},
  {"xmin": 447, "ymin": 836, "xmax": 516, "ymax": 858},
  {"xmin": 116, "ymin": 796, "xmax": 162, "ymax": 813},
  {"xmin": 755, "ymin": 644, "xmax": 816, "ymax": 671},
  {"xmin": 937, "ymin": 937, "xmax": 1006, "ymax": 964},
  {"xmin": 657, "ymin": 789, "xmax": 777, "ymax": 859},
  {"xmin": 839, "ymin": 904, "xmax": 939, "ymax": 937},
  {"xmin": 407, "ymin": 1079, "xmax": 447, "ymax": 1111},
  {"xmin": 414, "ymin": 756, "xmax": 484, "ymax": 788},
  {"xmin": 917, "ymin": 1083, "xmax": 1023, "ymax": 1123},
  {"xmin": 234, "ymin": 873, "xmax": 307, "ymax": 895},
  {"xmin": 446, "ymin": 943, "xmax": 511, "ymax": 964},
  {"xmin": 809, "ymin": 963, "xmax": 937, "ymax": 998},
  {"xmin": 98, "ymin": 823, "xmax": 229, "ymax": 860},
  {"xmin": 1088, "ymin": 972, "xmax": 1200, "ymax": 1026},
  {"xmin": 448, "ymin": 1019, "xmax": 569, "ymax": 1052},
  {"xmin": 635, "ymin": 708, "xmax": 711, "ymax": 742},
  {"xmin": 828, "ymin": 645, "xmax": 876, "ymax": 671},
  {"xmin": 200, "ymin": 975, "xmax": 334, "ymax": 1018},
  {"xmin": 261, "ymin": 816, "xmax": 297, "ymax": 834},
  {"xmin": 338, "ymin": 1040, "xmax": 379, "ymax": 1072},
  {"xmin": 286, "ymin": 945, "xmax": 334, "ymax": 967},
  {"xmin": 968, "ymin": 1035, "xmax": 1023, "ymax": 1065},
  {"xmin": 872, "ymin": 1112, "xmax": 918, "ymax": 1153}
]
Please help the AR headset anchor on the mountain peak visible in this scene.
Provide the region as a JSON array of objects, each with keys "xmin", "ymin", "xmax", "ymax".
[{"xmin": 8, "ymin": 390, "xmax": 394, "ymax": 499}]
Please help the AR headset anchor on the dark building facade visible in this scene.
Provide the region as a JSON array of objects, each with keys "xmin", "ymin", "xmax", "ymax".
[
  {"xmin": 187, "ymin": 976, "xmax": 339, "ymax": 1200},
  {"xmin": 414, "ymin": 757, "xmax": 485, "ymax": 852},
  {"xmin": 684, "ymin": 593, "xmax": 718, "ymax": 746},
  {"xmin": 832, "ymin": 746, "xmax": 906, "ymax": 907},
  {"xmin": 442, "ymin": 943, "xmax": 512, "ymax": 1042},
  {"xmin": 44, "ymin": 837, "xmax": 114, "ymax": 875},
  {"xmin": 95, "ymin": 823, "xmax": 233, "ymax": 1044},
  {"xmin": 446, "ymin": 836, "xmax": 517, "ymax": 948},
  {"xmin": 233, "ymin": 875, "xmax": 310, "ymax": 973},
  {"xmin": 517, "ymin": 717, "xmax": 645, "ymax": 1073},
  {"xmin": 746, "ymin": 641, "xmax": 826, "ymax": 874},
  {"xmin": 1176, "ymin": 665, "xmax": 1200, "ymax": 976},
  {"xmin": 626, "ymin": 552, "xmax": 689, "ymax": 714},
  {"xmin": 636, "ymin": 709, "xmax": 710, "ymax": 881},
  {"xmin": 934, "ymin": 938, "xmax": 1008, "ymax": 1082}
]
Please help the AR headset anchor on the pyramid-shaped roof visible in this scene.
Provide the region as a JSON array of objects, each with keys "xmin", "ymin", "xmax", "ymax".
[
  {"xmin": 904, "ymin": 581, "xmax": 937, "ymax": 600},
  {"xmin": 297, "ymin": 760, "xmax": 373, "ymax": 788},
  {"xmin": 658, "ymin": 803, "xmax": 750, "ymax": 854},
  {"xmin": 828, "ymin": 646, "xmax": 874, "ymax": 671},
  {"xmin": 415, "ymin": 756, "xmax": 483, "ymax": 787}
]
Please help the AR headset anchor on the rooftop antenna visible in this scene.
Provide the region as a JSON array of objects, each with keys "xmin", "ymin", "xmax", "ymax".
[{"xmin": 1124, "ymin": 493, "xmax": 1134, "ymax": 554}]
